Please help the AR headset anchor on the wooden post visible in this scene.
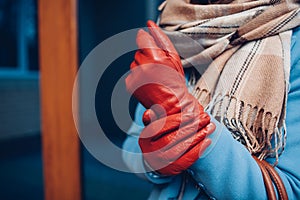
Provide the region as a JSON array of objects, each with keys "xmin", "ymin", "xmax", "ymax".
[{"xmin": 38, "ymin": 0, "xmax": 82, "ymax": 199}]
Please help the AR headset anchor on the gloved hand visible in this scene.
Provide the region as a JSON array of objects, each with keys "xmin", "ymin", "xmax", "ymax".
[
  {"xmin": 125, "ymin": 20, "xmax": 215, "ymax": 175},
  {"xmin": 139, "ymin": 113, "xmax": 215, "ymax": 175},
  {"xmin": 126, "ymin": 20, "xmax": 202, "ymax": 119}
]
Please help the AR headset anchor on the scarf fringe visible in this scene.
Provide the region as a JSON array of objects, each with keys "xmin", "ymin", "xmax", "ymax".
[{"xmin": 193, "ymin": 88, "xmax": 286, "ymax": 163}]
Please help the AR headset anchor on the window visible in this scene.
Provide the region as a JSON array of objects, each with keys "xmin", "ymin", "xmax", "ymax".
[{"xmin": 0, "ymin": 0, "xmax": 38, "ymax": 77}]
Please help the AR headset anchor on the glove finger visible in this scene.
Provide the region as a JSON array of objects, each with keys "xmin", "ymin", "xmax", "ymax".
[
  {"xmin": 129, "ymin": 59, "xmax": 138, "ymax": 69},
  {"xmin": 147, "ymin": 20, "xmax": 178, "ymax": 56},
  {"xmin": 136, "ymin": 30, "xmax": 167, "ymax": 61},
  {"xmin": 147, "ymin": 20, "xmax": 184, "ymax": 75},
  {"xmin": 161, "ymin": 124, "xmax": 212, "ymax": 161},
  {"xmin": 150, "ymin": 116, "xmax": 204, "ymax": 150},
  {"xmin": 136, "ymin": 29, "xmax": 158, "ymax": 49},
  {"xmin": 196, "ymin": 112, "xmax": 211, "ymax": 129},
  {"xmin": 140, "ymin": 112, "xmax": 213, "ymax": 152},
  {"xmin": 142, "ymin": 109, "xmax": 157, "ymax": 126},
  {"xmin": 148, "ymin": 116, "xmax": 214, "ymax": 154},
  {"xmin": 205, "ymin": 122, "xmax": 216, "ymax": 136},
  {"xmin": 132, "ymin": 27, "xmax": 185, "ymax": 76},
  {"xmin": 133, "ymin": 49, "xmax": 167, "ymax": 69},
  {"xmin": 140, "ymin": 112, "xmax": 196, "ymax": 141},
  {"xmin": 139, "ymin": 113, "xmax": 184, "ymax": 143},
  {"xmin": 157, "ymin": 138, "xmax": 212, "ymax": 175}
]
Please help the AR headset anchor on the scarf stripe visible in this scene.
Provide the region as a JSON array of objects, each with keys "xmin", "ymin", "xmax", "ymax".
[{"xmin": 230, "ymin": 40, "xmax": 261, "ymax": 96}]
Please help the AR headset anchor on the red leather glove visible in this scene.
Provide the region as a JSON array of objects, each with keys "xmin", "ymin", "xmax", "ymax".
[
  {"xmin": 126, "ymin": 20, "xmax": 201, "ymax": 119},
  {"xmin": 125, "ymin": 20, "xmax": 215, "ymax": 175},
  {"xmin": 139, "ymin": 113, "xmax": 215, "ymax": 175}
]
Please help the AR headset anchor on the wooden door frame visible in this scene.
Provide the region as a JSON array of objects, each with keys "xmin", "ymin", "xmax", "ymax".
[{"xmin": 38, "ymin": 0, "xmax": 82, "ymax": 199}]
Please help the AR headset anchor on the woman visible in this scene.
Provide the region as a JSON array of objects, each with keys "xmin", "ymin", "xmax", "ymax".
[{"xmin": 123, "ymin": 0, "xmax": 300, "ymax": 199}]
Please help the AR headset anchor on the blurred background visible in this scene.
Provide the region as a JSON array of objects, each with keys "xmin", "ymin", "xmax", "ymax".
[{"xmin": 0, "ymin": 0, "xmax": 163, "ymax": 199}]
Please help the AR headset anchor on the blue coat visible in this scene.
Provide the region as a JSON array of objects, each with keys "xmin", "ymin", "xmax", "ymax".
[{"xmin": 122, "ymin": 26, "xmax": 300, "ymax": 199}]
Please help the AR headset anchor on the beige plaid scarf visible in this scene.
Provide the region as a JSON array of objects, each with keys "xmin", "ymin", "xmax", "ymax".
[{"xmin": 158, "ymin": 0, "xmax": 300, "ymax": 161}]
